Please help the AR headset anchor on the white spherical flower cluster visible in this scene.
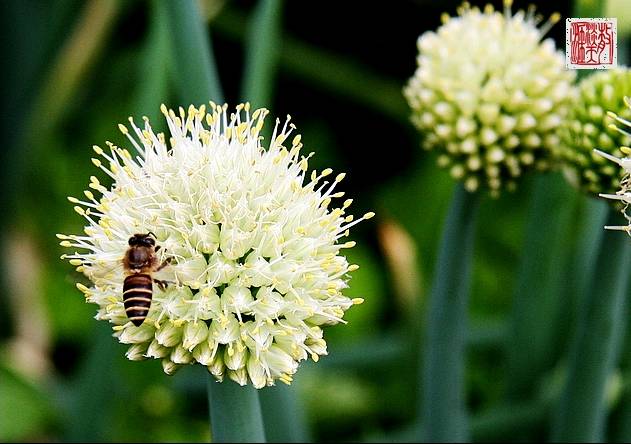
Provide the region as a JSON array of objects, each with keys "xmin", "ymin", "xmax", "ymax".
[
  {"xmin": 404, "ymin": 1, "xmax": 575, "ymax": 196},
  {"xmin": 59, "ymin": 103, "xmax": 372, "ymax": 388}
]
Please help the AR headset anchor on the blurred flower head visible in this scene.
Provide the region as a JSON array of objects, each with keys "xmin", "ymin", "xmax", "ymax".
[
  {"xmin": 59, "ymin": 103, "xmax": 371, "ymax": 388},
  {"xmin": 595, "ymin": 97, "xmax": 631, "ymax": 231},
  {"xmin": 403, "ymin": 1, "xmax": 575, "ymax": 196},
  {"xmin": 556, "ymin": 68, "xmax": 631, "ymax": 196}
]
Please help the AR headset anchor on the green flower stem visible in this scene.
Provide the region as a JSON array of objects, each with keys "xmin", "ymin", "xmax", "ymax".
[
  {"xmin": 612, "ymin": 390, "xmax": 631, "ymax": 441},
  {"xmin": 208, "ymin": 380, "xmax": 266, "ymax": 443},
  {"xmin": 134, "ymin": 0, "xmax": 171, "ymax": 123},
  {"xmin": 610, "ymin": 347, "xmax": 631, "ymax": 441},
  {"xmin": 240, "ymin": 2, "xmax": 307, "ymax": 441},
  {"xmin": 65, "ymin": 323, "xmax": 119, "ymax": 441},
  {"xmin": 562, "ymin": 197, "xmax": 609, "ymax": 337},
  {"xmin": 553, "ymin": 196, "xmax": 608, "ymax": 381},
  {"xmin": 472, "ymin": 398, "xmax": 551, "ymax": 442},
  {"xmin": 552, "ymin": 208, "xmax": 631, "ymax": 442},
  {"xmin": 574, "ymin": 0, "xmax": 605, "ymax": 17},
  {"xmin": 507, "ymin": 173, "xmax": 577, "ymax": 398},
  {"xmin": 259, "ymin": 383, "xmax": 310, "ymax": 442},
  {"xmin": 212, "ymin": 6, "xmax": 407, "ymax": 122},
  {"xmin": 164, "ymin": 0, "xmax": 223, "ymax": 104},
  {"xmin": 420, "ymin": 183, "xmax": 480, "ymax": 442},
  {"xmin": 165, "ymin": 2, "xmax": 265, "ymax": 441},
  {"xmin": 30, "ymin": 0, "xmax": 121, "ymax": 135},
  {"xmin": 240, "ymin": 0, "xmax": 283, "ymax": 109}
]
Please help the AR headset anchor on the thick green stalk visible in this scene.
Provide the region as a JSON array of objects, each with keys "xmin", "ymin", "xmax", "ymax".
[
  {"xmin": 552, "ymin": 208, "xmax": 631, "ymax": 441},
  {"xmin": 573, "ymin": 0, "xmax": 605, "ymax": 17},
  {"xmin": 212, "ymin": 6, "xmax": 407, "ymax": 122},
  {"xmin": 134, "ymin": 0, "xmax": 171, "ymax": 123},
  {"xmin": 259, "ymin": 383, "xmax": 310, "ymax": 442},
  {"xmin": 419, "ymin": 183, "xmax": 480, "ymax": 442},
  {"xmin": 240, "ymin": 0, "xmax": 283, "ymax": 108},
  {"xmin": 31, "ymin": 0, "xmax": 120, "ymax": 134},
  {"xmin": 164, "ymin": 0, "xmax": 223, "ymax": 104},
  {"xmin": 244, "ymin": 4, "xmax": 305, "ymax": 426},
  {"xmin": 610, "ymin": 346, "xmax": 631, "ymax": 441},
  {"xmin": 239, "ymin": 2, "xmax": 306, "ymax": 440},
  {"xmin": 65, "ymin": 323, "xmax": 119, "ymax": 441},
  {"xmin": 559, "ymin": 196, "xmax": 608, "ymax": 345},
  {"xmin": 507, "ymin": 173, "xmax": 577, "ymax": 398},
  {"xmin": 208, "ymin": 381, "xmax": 266, "ymax": 443},
  {"xmin": 165, "ymin": 2, "xmax": 266, "ymax": 442}
]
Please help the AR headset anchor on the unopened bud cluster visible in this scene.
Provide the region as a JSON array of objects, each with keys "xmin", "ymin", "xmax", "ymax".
[
  {"xmin": 404, "ymin": 1, "xmax": 575, "ymax": 196},
  {"xmin": 556, "ymin": 69, "xmax": 631, "ymax": 195}
]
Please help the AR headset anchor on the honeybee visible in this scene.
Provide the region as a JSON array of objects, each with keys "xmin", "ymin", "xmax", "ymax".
[{"xmin": 122, "ymin": 232, "xmax": 171, "ymax": 326}]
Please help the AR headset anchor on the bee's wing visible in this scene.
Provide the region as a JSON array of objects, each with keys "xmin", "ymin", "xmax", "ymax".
[{"xmin": 82, "ymin": 256, "xmax": 125, "ymax": 284}]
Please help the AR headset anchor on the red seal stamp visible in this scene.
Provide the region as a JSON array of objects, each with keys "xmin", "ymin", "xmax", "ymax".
[{"xmin": 566, "ymin": 18, "xmax": 617, "ymax": 69}]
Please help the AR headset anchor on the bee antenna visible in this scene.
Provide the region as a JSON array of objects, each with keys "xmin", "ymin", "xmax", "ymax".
[{"xmin": 146, "ymin": 231, "xmax": 156, "ymax": 238}]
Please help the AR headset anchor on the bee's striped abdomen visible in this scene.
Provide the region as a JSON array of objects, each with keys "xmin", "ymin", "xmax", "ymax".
[{"xmin": 123, "ymin": 274, "xmax": 153, "ymax": 326}]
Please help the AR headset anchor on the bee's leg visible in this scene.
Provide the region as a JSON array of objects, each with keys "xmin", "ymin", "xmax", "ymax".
[
  {"xmin": 156, "ymin": 256, "xmax": 172, "ymax": 272},
  {"xmin": 153, "ymin": 278, "xmax": 172, "ymax": 291},
  {"xmin": 155, "ymin": 245, "xmax": 161, "ymax": 252}
]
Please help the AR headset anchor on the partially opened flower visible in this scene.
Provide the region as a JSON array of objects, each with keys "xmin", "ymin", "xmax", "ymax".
[
  {"xmin": 59, "ymin": 103, "xmax": 372, "ymax": 388},
  {"xmin": 404, "ymin": 1, "xmax": 575, "ymax": 196},
  {"xmin": 556, "ymin": 69, "xmax": 631, "ymax": 196}
]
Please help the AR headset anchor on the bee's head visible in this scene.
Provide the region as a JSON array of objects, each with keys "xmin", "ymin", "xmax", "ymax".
[{"xmin": 128, "ymin": 232, "xmax": 156, "ymax": 247}]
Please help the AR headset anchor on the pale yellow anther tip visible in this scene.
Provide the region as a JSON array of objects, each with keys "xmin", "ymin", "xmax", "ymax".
[
  {"xmin": 440, "ymin": 12, "xmax": 450, "ymax": 24},
  {"xmin": 76, "ymin": 282, "xmax": 90, "ymax": 292},
  {"xmin": 117, "ymin": 124, "xmax": 128, "ymax": 135},
  {"xmin": 550, "ymin": 12, "xmax": 561, "ymax": 23},
  {"xmin": 607, "ymin": 111, "xmax": 618, "ymax": 118},
  {"xmin": 352, "ymin": 297, "xmax": 365, "ymax": 305},
  {"xmin": 608, "ymin": 123, "xmax": 619, "ymax": 130},
  {"xmin": 322, "ymin": 168, "xmax": 333, "ymax": 177},
  {"xmin": 363, "ymin": 212, "xmax": 375, "ymax": 220},
  {"xmin": 621, "ymin": 146, "xmax": 631, "ymax": 155},
  {"xmin": 91, "ymin": 158, "xmax": 102, "ymax": 167},
  {"xmin": 335, "ymin": 173, "xmax": 346, "ymax": 182},
  {"xmin": 67, "ymin": 196, "xmax": 79, "ymax": 203}
]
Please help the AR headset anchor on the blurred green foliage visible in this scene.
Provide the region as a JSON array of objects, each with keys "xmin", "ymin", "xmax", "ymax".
[{"xmin": 2, "ymin": 0, "xmax": 631, "ymax": 442}]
